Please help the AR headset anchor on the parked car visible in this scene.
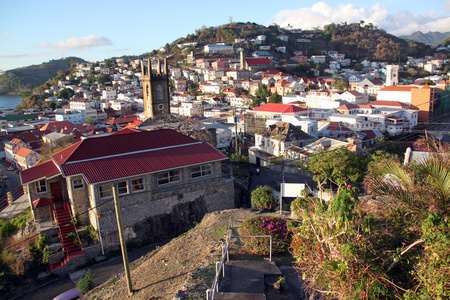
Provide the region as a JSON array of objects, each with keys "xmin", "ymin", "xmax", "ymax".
[{"xmin": 7, "ymin": 167, "xmax": 14, "ymax": 171}]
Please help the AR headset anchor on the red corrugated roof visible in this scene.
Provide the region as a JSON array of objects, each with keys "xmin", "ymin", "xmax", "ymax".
[
  {"xmin": 21, "ymin": 129, "xmax": 227, "ymax": 185},
  {"xmin": 60, "ymin": 142, "xmax": 225, "ymax": 184},
  {"xmin": 20, "ymin": 160, "xmax": 61, "ymax": 185},
  {"xmin": 252, "ymin": 103, "xmax": 308, "ymax": 113},
  {"xmin": 52, "ymin": 129, "xmax": 200, "ymax": 165},
  {"xmin": 246, "ymin": 58, "xmax": 272, "ymax": 65}
]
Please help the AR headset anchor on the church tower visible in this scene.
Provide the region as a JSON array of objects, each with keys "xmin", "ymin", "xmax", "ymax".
[
  {"xmin": 385, "ymin": 65, "xmax": 399, "ymax": 87},
  {"xmin": 141, "ymin": 57, "xmax": 170, "ymax": 120}
]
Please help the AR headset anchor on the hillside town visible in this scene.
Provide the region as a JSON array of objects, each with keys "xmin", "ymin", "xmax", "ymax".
[
  {"xmin": 0, "ymin": 27, "xmax": 450, "ymax": 300},
  {"xmin": 1, "ymin": 36, "xmax": 449, "ymax": 172}
]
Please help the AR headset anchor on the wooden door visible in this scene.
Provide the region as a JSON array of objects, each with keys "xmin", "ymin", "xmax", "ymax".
[{"xmin": 50, "ymin": 182, "xmax": 63, "ymax": 203}]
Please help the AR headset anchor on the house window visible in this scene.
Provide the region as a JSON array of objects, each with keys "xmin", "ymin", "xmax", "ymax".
[
  {"xmin": 131, "ymin": 178, "xmax": 144, "ymax": 192},
  {"xmin": 99, "ymin": 184, "xmax": 113, "ymax": 199},
  {"xmin": 36, "ymin": 180, "xmax": 47, "ymax": 193},
  {"xmin": 72, "ymin": 179, "xmax": 84, "ymax": 190},
  {"xmin": 117, "ymin": 181, "xmax": 128, "ymax": 195},
  {"xmin": 157, "ymin": 170, "xmax": 181, "ymax": 185},
  {"xmin": 191, "ymin": 164, "xmax": 212, "ymax": 179}
]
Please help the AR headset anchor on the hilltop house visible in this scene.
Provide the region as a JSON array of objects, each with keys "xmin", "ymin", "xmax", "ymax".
[{"xmin": 20, "ymin": 128, "xmax": 234, "ymax": 260}]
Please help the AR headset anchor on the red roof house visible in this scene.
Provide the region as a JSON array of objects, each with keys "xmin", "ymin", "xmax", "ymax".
[{"xmin": 20, "ymin": 128, "xmax": 234, "ymax": 265}]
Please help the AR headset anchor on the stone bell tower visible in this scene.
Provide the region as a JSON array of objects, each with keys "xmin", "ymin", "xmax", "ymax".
[{"xmin": 141, "ymin": 57, "xmax": 170, "ymax": 120}]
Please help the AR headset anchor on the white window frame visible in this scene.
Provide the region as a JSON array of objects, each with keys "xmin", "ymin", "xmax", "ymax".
[
  {"xmin": 191, "ymin": 164, "xmax": 212, "ymax": 179},
  {"xmin": 72, "ymin": 178, "xmax": 84, "ymax": 190},
  {"xmin": 117, "ymin": 181, "xmax": 128, "ymax": 196},
  {"xmin": 157, "ymin": 170, "xmax": 181, "ymax": 185},
  {"xmin": 36, "ymin": 180, "xmax": 47, "ymax": 194},
  {"xmin": 131, "ymin": 178, "xmax": 145, "ymax": 193},
  {"xmin": 99, "ymin": 184, "xmax": 113, "ymax": 199}
]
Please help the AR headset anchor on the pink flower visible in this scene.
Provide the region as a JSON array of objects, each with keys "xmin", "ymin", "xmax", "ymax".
[
  {"xmin": 313, "ymin": 203, "xmax": 317, "ymax": 207},
  {"xmin": 309, "ymin": 211, "xmax": 314, "ymax": 216},
  {"xmin": 347, "ymin": 184, "xmax": 352, "ymax": 188},
  {"xmin": 331, "ymin": 250, "xmax": 341, "ymax": 258},
  {"xmin": 402, "ymin": 242, "xmax": 406, "ymax": 246},
  {"xmin": 350, "ymin": 197, "xmax": 354, "ymax": 200},
  {"xmin": 360, "ymin": 292, "xmax": 366, "ymax": 298}
]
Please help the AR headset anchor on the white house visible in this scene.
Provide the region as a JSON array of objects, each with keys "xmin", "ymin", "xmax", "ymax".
[
  {"xmin": 102, "ymin": 89, "xmax": 117, "ymax": 101},
  {"xmin": 55, "ymin": 111, "xmax": 83, "ymax": 124}
]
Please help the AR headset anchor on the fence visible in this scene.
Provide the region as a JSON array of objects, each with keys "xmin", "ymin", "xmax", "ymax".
[
  {"xmin": 206, "ymin": 217, "xmax": 272, "ymax": 300},
  {"xmin": 0, "ymin": 185, "xmax": 24, "ymax": 212}
]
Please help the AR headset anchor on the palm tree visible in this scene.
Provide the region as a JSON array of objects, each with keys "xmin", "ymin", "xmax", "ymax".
[{"xmin": 365, "ymin": 136, "xmax": 450, "ymax": 214}]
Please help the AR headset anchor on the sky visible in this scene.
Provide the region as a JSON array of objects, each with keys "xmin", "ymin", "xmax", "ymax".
[{"xmin": 1, "ymin": 0, "xmax": 450, "ymax": 71}]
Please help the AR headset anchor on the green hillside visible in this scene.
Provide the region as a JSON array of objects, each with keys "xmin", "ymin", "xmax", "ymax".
[
  {"xmin": 0, "ymin": 57, "xmax": 85, "ymax": 95},
  {"xmin": 161, "ymin": 22, "xmax": 435, "ymax": 63}
]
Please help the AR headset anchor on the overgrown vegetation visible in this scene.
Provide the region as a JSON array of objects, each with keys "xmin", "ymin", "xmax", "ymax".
[
  {"xmin": 0, "ymin": 208, "xmax": 31, "ymax": 238},
  {"xmin": 239, "ymin": 216, "xmax": 291, "ymax": 255},
  {"xmin": 77, "ymin": 269, "xmax": 95, "ymax": 294},
  {"xmin": 289, "ymin": 136, "xmax": 450, "ymax": 298}
]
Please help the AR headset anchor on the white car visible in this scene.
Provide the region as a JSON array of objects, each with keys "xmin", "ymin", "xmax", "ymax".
[{"xmin": 7, "ymin": 167, "xmax": 14, "ymax": 171}]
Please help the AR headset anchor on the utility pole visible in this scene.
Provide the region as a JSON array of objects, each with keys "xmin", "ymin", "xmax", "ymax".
[
  {"xmin": 233, "ymin": 106, "xmax": 239, "ymax": 164},
  {"xmin": 113, "ymin": 185, "xmax": 133, "ymax": 296}
]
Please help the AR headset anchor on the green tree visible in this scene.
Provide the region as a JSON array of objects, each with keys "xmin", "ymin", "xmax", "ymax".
[
  {"xmin": 58, "ymin": 88, "xmax": 74, "ymax": 100},
  {"xmin": 96, "ymin": 74, "xmax": 111, "ymax": 84},
  {"xmin": 268, "ymin": 93, "xmax": 282, "ymax": 103},
  {"xmin": 307, "ymin": 148, "xmax": 368, "ymax": 191},
  {"xmin": 255, "ymin": 84, "xmax": 270, "ymax": 103},
  {"xmin": 85, "ymin": 117, "xmax": 94, "ymax": 124},
  {"xmin": 333, "ymin": 78, "xmax": 349, "ymax": 90},
  {"xmin": 251, "ymin": 185, "xmax": 276, "ymax": 211}
]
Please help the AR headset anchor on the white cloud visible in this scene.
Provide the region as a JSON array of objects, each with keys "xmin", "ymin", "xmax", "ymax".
[
  {"xmin": 443, "ymin": 0, "xmax": 450, "ymax": 13},
  {"xmin": 37, "ymin": 35, "xmax": 112, "ymax": 51},
  {"xmin": 274, "ymin": 2, "xmax": 450, "ymax": 35},
  {"xmin": 3, "ymin": 32, "xmax": 16, "ymax": 37}
]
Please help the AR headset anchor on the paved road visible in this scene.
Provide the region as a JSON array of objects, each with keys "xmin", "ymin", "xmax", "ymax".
[{"xmin": 0, "ymin": 160, "xmax": 22, "ymax": 197}]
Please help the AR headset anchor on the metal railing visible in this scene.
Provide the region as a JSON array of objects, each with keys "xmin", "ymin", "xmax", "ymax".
[
  {"xmin": 206, "ymin": 217, "xmax": 272, "ymax": 300},
  {"xmin": 0, "ymin": 185, "xmax": 24, "ymax": 212}
]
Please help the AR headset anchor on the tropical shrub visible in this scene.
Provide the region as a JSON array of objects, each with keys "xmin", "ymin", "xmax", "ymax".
[
  {"xmin": 290, "ymin": 138, "xmax": 450, "ymax": 298},
  {"xmin": 251, "ymin": 185, "xmax": 276, "ymax": 211},
  {"xmin": 77, "ymin": 269, "xmax": 94, "ymax": 294},
  {"xmin": 239, "ymin": 216, "xmax": 291, "ymax": 255}
]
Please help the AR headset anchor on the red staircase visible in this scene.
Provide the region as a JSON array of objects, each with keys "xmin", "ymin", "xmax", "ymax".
[{"xmin": 49, "ymin": 203, "xmax": 84, "ymax": 271}]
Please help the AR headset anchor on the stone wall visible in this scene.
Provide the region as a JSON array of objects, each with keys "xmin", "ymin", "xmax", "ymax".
[
  {"xmin": 51, "ymin": 244, "xmax": 102, "ymax": 276},
  {"xmin": 98, "ymin": 177, "xmax": 234, "ymax": 251}
]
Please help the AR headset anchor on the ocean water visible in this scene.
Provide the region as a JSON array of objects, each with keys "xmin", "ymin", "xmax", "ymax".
[{"xmin": 0, "ymin": 95, "xmax": 22, "ymax": 110}]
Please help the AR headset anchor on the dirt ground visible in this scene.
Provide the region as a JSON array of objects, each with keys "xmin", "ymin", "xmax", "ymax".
[{"xmin": 86, "ymin": 209, "xmax": 295, "ymax": 300}]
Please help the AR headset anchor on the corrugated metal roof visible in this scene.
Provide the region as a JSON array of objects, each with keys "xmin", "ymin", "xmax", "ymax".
[
  {"xmin": 60, "ymin": 142, "xmax": 226, "ymax": 184},
  {"xmin": 21, "ymin": 128, "xmax": 227, "ymax": 185},
  {"xmin": 20, "ymin": 160, "xmax": 61, "ymax": 185},
  {"xmin": 52, "ymin": 129, "xmax": 199, "ymax": 165}
]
